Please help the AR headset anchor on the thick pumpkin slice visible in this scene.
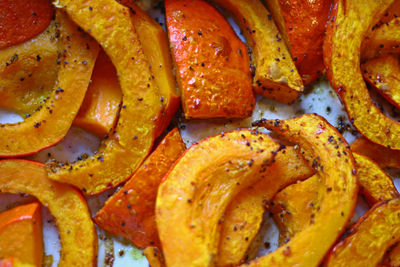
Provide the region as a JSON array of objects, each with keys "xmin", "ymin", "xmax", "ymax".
[
  {"xmin": 248, "ymin": 114, "xmax": 357, "ymax": 266},
  {"xmin": 143, "ymin": 247, "xmax": 165, "ymax": 267},
  {"xmin": 0, "ymin": 23, "xmax": 59, "ymax": 115},
  {"xmin": 216, "ymin": 146, "xmax": 315, "ymax": 266},
  {"xmin": 94, "ymin": 128, "xmax": 186, "ymax": 249},
  {"xmin": 0, "ymin": 11, "xmax": 98, "ymax": 157},
  {"xmin": 156, "ymin": 130, "xmax": 281, "ymax": 267},
  {"xmin": 0, "ymin": 202, "xmax": 42, "ymax": 267},
  {"xmin": 0, "ymin": 258, "xmax": 34, "ymax": 267},
  {"xmin": 212, "ymin": 0, "xmax": 304, "ymax": 103},
  {"xmin": 0, "ymin": 0, "xmax": 53, "ymax": 49},
  {"xmin": 362, "ymin": 55, "xmax": 400, "ymax": 110},
  {"xmin": 0, "ymin": 160, "xmax": 97, "ymax": 267},
  {"xmin": 264, "ymin": 0, "xmax": 331, "ymax": 85},
  {"xmin": 165, "ymin": 0, "xmax": 255, "ymax": 119},
  {"xmin": 47, "ymin": 0, "xmax": 162, "ymax": 195},
  {"xmin": 324, "ymin": 0, "xmax": 400, "ymax": 149},
  {"xmin": 351, "ymin": 136, "xmax": 400, "ymax": 168},
  {"xmin": 325, "ymin": 198, "xmax": 400, "ymax": 266}
]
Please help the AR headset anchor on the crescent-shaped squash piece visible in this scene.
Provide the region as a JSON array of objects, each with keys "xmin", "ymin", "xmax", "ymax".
[
  {"xmin": 47, "ymin": 0, "xmax": 163, "ymax": 195},
  {"xmin": 0, "ymin": 11, "xmax": 98, "ymax": 157},
  {"xmin": 0, "ymin": 160, "xmax": 97, "ymax": 267},
  {"xmin": 324, "ymin": 0, "xmax": 400, "ymax": 149}
]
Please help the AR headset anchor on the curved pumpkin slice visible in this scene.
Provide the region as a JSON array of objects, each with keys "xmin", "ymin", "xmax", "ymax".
[
  {"xmin": 143, "ymin": 247, "xmax": 165, "ymax": 267},
  {"xmin": 213, "ymin": 0, "xmax": 304, "ymax": 103},
  {"xmin": 47, "ymin": 0, "xmax": 162, "ymax": 195},
  {"xmin": 0, "ymin": 160, "xmax": 97, "ymax": 267},
  {"xmin": 248, "ymin": 113, "xmax": 358, "ymax": 266},
  {"xmin": 362, "ymin": 55, "xmax": 400, "ymax": 110},
  {"xmin": 325, "ymin": 198, "xmax": 400, "ymax": 266},
  {"xmin": 0, "ymin": 11, "xmax": 99, "ymax": 157},
  {"xmin": 0, "ymin": 202, "xmax": 42, "ymax": 267},
  {"xmin": 351, "ymin": 136, "xmax": 400, "ymax": 168},
  {"xmin": 156, "ymin": 130, "xmax": 281, "ymax": 267},
  {"xmin": 0, "ymin": 258, "xmax": 34, "ymax": 267},
  {"xmin": 0, "ymin": 0, "xmax": 53, "ymax": 49},
  {"xmin": 324, "ymin": 0, "xmax": 400, "ymax": 149},
  {"xmin": 216, "ymin": 146, "xmax": 315, "ymax": 266}
]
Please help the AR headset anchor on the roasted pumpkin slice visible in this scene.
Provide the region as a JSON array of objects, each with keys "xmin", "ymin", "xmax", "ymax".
[
  {"xmin": 264, "ymin": 0, "xmax": 331, "ymax": 85},
  {"xmin": 351, "ymin": 136, "xmax": 400, "ymax": 168},
  {"xmin": 156, "ymin": 130, "xmax": 281, "ymax": 267},
  {"xmin": 212, "ymin": 0, "xmax": 304, "ymax": 103},
  {"xmin": 324, "ymin": 0, "xmax": 400, "ymax": 149},
  {"xmin": 0, "ymin": 0, "xmax": 53, "ymax": 49},
  {"xmin": 94, "ymin": 128, "xmax": 186, "ymax": 249},
  {"xmin": 362, "ymin": 17, "xmax": 400, "ymax": 60},
  {"xmin": 0, "ymin": 160, "xmax": 97, "ymax": 267},
  {"xmin": 165, "ymin": 0, "xmax": 255, "ymax": 119},
  {"xmin": 217, "ymin": 146, "xmax": 315, "ymax": 266},
  {"xmin": 0, "ymin": 202, "xmax": 42, "ymax": 267},
  {"xmin": 325, "ymin": 198, "xmax": 400, "ymax": 266},
  {"xmin": 143, "ymin": 247, "xmax": 165, "ymax": 267},
  {"xmin": 362, "ymin": 55, "xmax": 400, "ymax": 110},
  {"xmin": 47, "ymin": 0, "xmax": 163, "ymax": 195},
  {"xmin": 248, "ymin": 114, "xmax": 357, "ymax": 266},
  {"xmin": 0, "ymin": 11, "xmax": 98, "ymax": 157},
  {"xmin": 0, "ymin": 22, "xmax": 59, "ymax": 115}
]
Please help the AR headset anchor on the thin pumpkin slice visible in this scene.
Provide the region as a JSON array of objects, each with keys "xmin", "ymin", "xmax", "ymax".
[
  {"xmin": 247, "ymin": 113, "xmax": 357, "ymax": 266},
  {"xmin": 94, "ymin": 128, "xmax": 186, "ymax": 249},
  {"xmin": 0, "ymin": 160, "xmax": 97, "ymax": 267},
  {"xmin": 0, "ymin": 258, "xmax": 34, "ymax": 267},
  {"xmin": 0, "ymin": 202, "xmax": 43, "ymax": 267},
  {"xmin": 143, "ymin": 247, "xmax": 165, "ymax": 267},
  {"xmin": 362, "ymin": 55, "xmax": 400, "ymax": 110},
  {"xmin": 156, "ymin": 129, "xmax": 281, "ymax": 267},
  {"xmin": 0, "ymin": 10, "xmax": 98, "ymax": 157},
  {"xmin": 216, "ymin": 146, "xmax": 315, "ymax": 266},
  {"xmin": 324, "ymin": 0, "xmax": 400, "ymax": 149},
  {"xmin": 212, "ymin": 0, "xmax": 304, "ymax": 103},
  {"xmin": 351, "ymin": 136, "xmax": 400, "ymax": 168},
  {"xmin": 47, "ymin": 0, "xmax": 163, "ymax": 195},
  {"xmin": 264, "ymin": 0, "xmax": 332, "ymax": 85},
  {"xmin": 0, "ymin": 0, "xmax": 53, "ymax": 49},
  {"xmin": 165, "ymin": 0, "xmax": 255, "ymax": 119},
  {"xmin": 324, "ymin": 198, "xmax": 400, "ymax": 267}
]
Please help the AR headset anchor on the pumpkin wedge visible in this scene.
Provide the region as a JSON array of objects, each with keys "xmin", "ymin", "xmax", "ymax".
[
  {"xmin": 0, "ymin": 0, "xmax": 53, "ymax": 49},
  {"xmin": 143, "ymin": 247, "xmax": 165, "ymax": 267},
  {"xmin": 324, "ymin": 0, "xmax": 400, "ymax": 149},
  {"xmin": 0, "ymin": 202, "xmax": 42, "ymax": 267},
  {"xmin": 216, "ymin": 146, "xmax": 315, "ymax": 266},
  {"xmin": 351, "ymin": 136, "xmax": 400, "ymax": 168},
  {"xmin": 248, "ymin": 113, "xmax": 358, "ymax": 266},
  {"xmin": 47, "ymin": 0, "xmax": 163, "ymax": 195},
  {"xmin": 0, "ymin": 23, "xmax": 58, "ymax": 115},
  {"xmin": 94, "ymin": 128, "xmax": 186, "ymax": 249},
  {"xmin": 0, "ymin": 160, "xmax": 97, "ymax": 267},
  {"xmin": 325, "ymin": 198, "xmax": 400, "ymax": 267},
  {"xmin": 165, "ymin": 0, "xmax": 255, "ymax": 119},
  {"xmin": 264, "ymin": 0, "xmax": 332, "ymax": 85},
  {"xmin": 212, "ymin": 0, "xmax": 304, "ymax": 103},
  {"xmin": 156, "ymin": 130, "xmax": 281, "ymax": 267},
  {"xmin": 0, "ymin": 11, "xmax": 98, "ymax": 157}
]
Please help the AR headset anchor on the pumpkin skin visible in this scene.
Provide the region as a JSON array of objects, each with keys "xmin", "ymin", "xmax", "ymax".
[
  {"xmin": 0, "ymin": 11, "xmax": 99, "ymax": 157},
  {"xmin": 0, "ymin": 160, "xmax": 97, "ymax": 267},
  {"xmin": 212, "ymin": 0, "xmax": 304, "ymax": 104},
  {"xmin": 165, "ymin": 0, "xmax": 255, "ymax": 119}
]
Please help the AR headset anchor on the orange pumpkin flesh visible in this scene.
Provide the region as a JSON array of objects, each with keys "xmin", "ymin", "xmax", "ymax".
[
  {"xmin": 248, "ymin": 114, "xmax": 357, "ymax": 266},
  {"xmin": 0, "ymin": 160, "xmax": 97, "ymax": 267},
  {"xmin": 0, "ymin": 11, "xmax": 99, "ymax": 157},
  {"xmin": 212, "ymin": 0, "xmax": 304, "ymax": 104},
  {"xmin": 165, "ymin": 0, "xmax": 255, "ymax": 119},
  {"xmin": 324, "ymin": 0, "xmax": 400, "ymax": 149},
  {"xmin": 94, "ymin": 128, "xmax": 186, "ymax": 249},
  {"xmin": 0, "ymin": 258, "xmax": 34, "ymax": 267},
  {"xmin": 216, "ymin": 146, "xmax": 315, "ymax": 266},
  {"xmin": 265, "ymin": 0, "xmax": 332, "ymax": 85},
  {"xmin": 47, "ymin": 0, "xmax": 163, "ymax": 195},
  {"xmin": 156, "ymin": 130, "xmax": 281, "ymax": 267},
  {"xmin": 0, "ymin": 202, "xmax": 42, "ymax": 267},
  {"xmin": 143, "ymin": 247, "xmax": 165, "ymax": 267}
]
